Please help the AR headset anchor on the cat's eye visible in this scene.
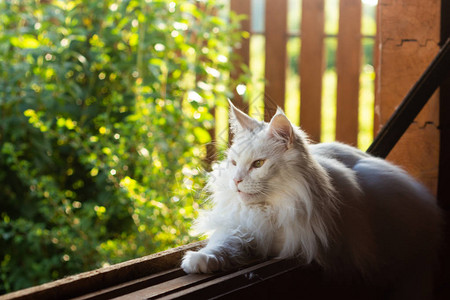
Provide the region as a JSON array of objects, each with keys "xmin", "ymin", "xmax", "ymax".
[
  {"xmin": 251, "ymin": 159, "xmax": 265, "ymax": 168},
  {"xmin": 231, "ymin": 159, "xmax": 237, "ymax": 166}
]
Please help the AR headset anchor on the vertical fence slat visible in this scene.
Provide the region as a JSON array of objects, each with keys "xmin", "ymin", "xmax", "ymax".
[
  {"xmin": 373, "ymin": 2, "xmax": 381, "ymax": 137},
  {"xmin": 195, "ymin": 3, "xmax": 217, "ymax": 164},
  {"xmin": 335, "ymin": 0, "xmax": 362, "ymax": 145},
  {"xmin": 230, "ymin": 0, "xmax": 251, "ymax": 113},
  {"xmin": 299, "ymin": 0, "xmax": 325, "ymax": 143},
  {"xmin": 264, "ymin": 0, "xmax": 288, "ymax": 121}
]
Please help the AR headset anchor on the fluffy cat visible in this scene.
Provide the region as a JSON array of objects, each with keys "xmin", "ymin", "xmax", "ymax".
[{"xmin": 181, "ymin": 101, "xmax": 442, "ymax": 299}]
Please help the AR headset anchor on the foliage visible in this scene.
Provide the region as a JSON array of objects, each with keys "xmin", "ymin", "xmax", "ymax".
[{"xmin": 0, "ymin": 0, "xmax": 242, "ymax": 293}]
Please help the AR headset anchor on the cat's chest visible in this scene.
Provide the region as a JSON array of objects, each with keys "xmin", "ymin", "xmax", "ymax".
[{"xmin": 268, "ymin": 228, "xmax": 285, "ymax": 256}]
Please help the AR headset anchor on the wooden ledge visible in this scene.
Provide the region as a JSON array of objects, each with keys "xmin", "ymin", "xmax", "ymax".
[
  {"xmin": 2, "ymin": 241, "xmax": 382, "ymax": 299},
  {"xmin": 1, "ymin": 242, "xmax": 205, "ymax": 300}
]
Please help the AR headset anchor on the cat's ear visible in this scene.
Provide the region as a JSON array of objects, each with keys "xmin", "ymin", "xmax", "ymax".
[
  {"xmin": 269, "ymin": 109, "xmax": 294, "ymax": 147},
  {"xmin": 228, "ymin": 99, "xmax": 260, "ymax": 133}
]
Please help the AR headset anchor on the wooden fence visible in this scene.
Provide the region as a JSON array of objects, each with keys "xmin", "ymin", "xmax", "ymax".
[{"xmin": 228, "ymin": 0, "xmax": 372, "ymax": 145}]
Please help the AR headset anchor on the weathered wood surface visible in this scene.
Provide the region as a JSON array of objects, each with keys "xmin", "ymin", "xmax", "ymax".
[
  {"xmin": 438, "ymin": 0, "xmax": 450, "ymax": 209},
  {"xmin": 375, "ymin": 0, "xmax": 441, "ymax": 195},
  {"xmin": 376, "ymin": 41, "xmax": 440, "ymax": 129},
  {"xmin": 377, "ymin": 0, "xmax": 441, "ymax": 45},
  {"xmin": 384, "ymin": 123, "xmax": 440, "ymax": 191},
  {"xmin": 0, "ymin": 242, "xmax": 205, "ymax": 300},
  {"xmin": 2, "ymin": 244, "xmax": 382, "ymax": 300},
  {"xmin": 335, "ymin": 0, "xmax": 362, "ymax": 146},
  {"xmin": 367, "ymin": 38, "xmax": 450, "ymax": 159},
  {"xmin": 230, "ymin": 0, "xmax": 251, "ymax": 113},
  {"xmin": 299, "ymin": 0, "xmax": 325, "ymax": 143},
  {"xmin": 264, "ymin": 0, "xmax": 287, "ymax": 121}
]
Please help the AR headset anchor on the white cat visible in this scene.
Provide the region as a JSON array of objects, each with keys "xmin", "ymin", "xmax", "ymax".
[{"xmin": 181, "ymin": 101, "xmax": 442, "ymax": 299}]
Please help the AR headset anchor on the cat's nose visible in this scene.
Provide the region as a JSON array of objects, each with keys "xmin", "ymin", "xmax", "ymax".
[{"xmin": 234, "ymin": 178, "xmax": 242, "ymax": 187}]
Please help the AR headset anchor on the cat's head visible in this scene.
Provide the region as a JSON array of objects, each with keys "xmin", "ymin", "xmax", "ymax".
[{"xmin": 222, "ymin": 100, "xmax": 307, "ymax": 205}]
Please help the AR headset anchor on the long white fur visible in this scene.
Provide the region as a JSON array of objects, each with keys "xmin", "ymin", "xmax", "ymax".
[{"xmin": 181, "ymin": 103, "xmax": 442, "ymax": 298}]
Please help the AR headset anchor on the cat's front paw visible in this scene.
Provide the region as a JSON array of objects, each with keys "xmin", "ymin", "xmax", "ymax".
[{"xmin": 181, "ymin": 251, "xmax": 220, "ymax": 274}]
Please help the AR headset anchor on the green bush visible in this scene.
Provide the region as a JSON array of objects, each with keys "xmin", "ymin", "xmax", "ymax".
[{"xmin": 0, "ymin": 0, "xmax": 242, "ymax": 293}]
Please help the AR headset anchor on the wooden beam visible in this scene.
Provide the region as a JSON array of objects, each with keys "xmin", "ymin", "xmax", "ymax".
[
  {"xmin": 72, "ymin": 269, "xmax": 186, "ymax": 300},
  {"xmin": 229, "ymin": 0, "xmax": 251, "ymax": 146},
  {"xmin": 194, "ymin": 4, "xmax": 218, "ymax": 165},
  {"xmin": 230, "ymin": 0, "xmax": 251, "ymax": 113},
  {"xmin": 57, "ymin": 256, "xmax": 381, "ymax": 299},
  {"xmin": 2, "ymin": 242, "xmax": 205, "ymax": 300},
  {"xmin": 264, "ymin": 0, "xmax": 287, "ymax": 121},
  {"xmin": 438, "ymin": 0, "xmax": 450, "ymax": 210},
  {"xmin": 367, "ymin": 39, "xmax": 450, "ymax": 159},
  {"xmin": 436, "ymin": 5, "xmax": 450, "ymax": 300},
  {"xmin": 373, "ymin": 0, "xmax": 381, "ymax": 137},
  {"xmin": 335, "ymin": 0, "xmax": 362, "ymax": 145},
  {"xmin": 375, "ymin": 0, "xmax": 440, "ymax": 194},
  {"xmin": 299, "ymin": 0, "xmax": 325, "ymax": 143}
]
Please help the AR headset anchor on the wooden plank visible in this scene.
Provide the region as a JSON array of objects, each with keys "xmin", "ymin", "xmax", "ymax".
[
  {"xmin": 2, "ymin": 242, "xmax": 205, "ymax": 300},
  {"xmin": 230, "ymin": 0, "xmax": 251, "ymax": 113},
  {"xmin": 157, "ymin": 259, "xmax": 381, "ymax": 299},
  {"xmin": 438, "ymin": 0, "xmax": 450, "ymax": 210},
  {"xmin": 194, "ymin": 3, "xmax": 217, "ymax": 166},
  {"xmin": 299, "ymin": 0, "xmax": 325, "ymax": 143},
  {"xmin": 264, "ymin": 0, "xmax": 288, "ymax": 121},
  {"xmin": 156, "ymin": 259, "xmax": 301, "ymax": 299},
  {"xmin": 373, "ymin": 0, "xmax": 382, "ymax": 137},
  {"xmin": 386, "ymin": 123, "xmax": 439, "ymax": 195},
  {"xmin": 367, "ymin": 39, "xmax": 450, "ymax": 160},
  {"xmin": 436, "ymin": 6, "xmax": 450, "ymax": 300},
  {"xmin": 376, "ymin": 40, "xmax": 440, "ymax": 128},
  {"xmin": 375, "ymin": 0, "xmax": 441, "ymax": 195},
  {"xmin": 229, "ymin": 0, "xmax": 251, "ymax": 145},
  {"xmin": 378, "ymin": 0, "xmax": 440, "ymax": 45},
  {"xmin": 376, "ymin": 0, "xmax": 440, "ymax": 129},
  {"xmin": 111, "ymin": 272, "xmax": 218, "ymax": 299},
  {"xmin": 204, "ymin": 264, "xmax": 381, "ymax": 300},
  {"xmin": 72, "ymin": 269, "xmax": 185, "ymax": 300},
  {"xmin": 335, "ymin": 0, "xmax": 362, "ymax": 145},
  {"xmin": 205, "ymin": 108, "xmax": 216, "ymax": 165}
]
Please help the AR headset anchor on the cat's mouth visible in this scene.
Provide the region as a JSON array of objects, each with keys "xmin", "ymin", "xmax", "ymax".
[
  {"xmin": 237, "ymin": 189, "xmax": 252, "ymax": 195},
  {"xmin": 237, "ymin": 190, "xmax": 262, "ymax": 203}
]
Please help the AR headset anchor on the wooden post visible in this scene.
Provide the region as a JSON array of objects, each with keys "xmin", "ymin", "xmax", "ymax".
[
  {"xmin": 195, "ymin": 2, "xmax": 217, "ymax": 165},
  {"xmin": 437, "ymin": 2, "xmax": 450, "ymax": 296},
  {"xmin": 438, "ymin": 0, "xmax": 450, "ymax": 210},
  {"xmin": 264, "ymin": 0, "xmax": 287, "ymax": 121},
  {"xmin": 299, "ymin": 0, "xmax": 325, "ymax": 143},
  {"xmin": 437, "ymin": 4, "xmax": 450, "ymax": 299},
  {"xmin": 375, "ymin": 0, "xmax": 440, "ymax": 195},
  {"xmin": 335, "ymin": 0, "xmax": 362, "ymax": 146},
  {"xmin": 230, "ymin": 0, "xmax": 251, "ymax": 113},
  {"xmin": 367, "ymin": 40, "xmax": 450, "ymax": 158},
  {"xmin": 229, "ymin": 0, "xmax": 251, "ymax": 146}
]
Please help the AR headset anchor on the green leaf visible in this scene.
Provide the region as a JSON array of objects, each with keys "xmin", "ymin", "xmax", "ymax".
[
  {"xmin": 193, "ymin": 127, "xmax": 211, "ymax": 144},
  {"xmin": 10, "ymin": 35, "xmax": 40, "ymax": 49}
]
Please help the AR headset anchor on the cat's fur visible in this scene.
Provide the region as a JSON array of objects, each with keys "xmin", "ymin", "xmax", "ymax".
[{"xmin": 181, "ymin": 102, "xmax": 442, "ymax": 298}]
